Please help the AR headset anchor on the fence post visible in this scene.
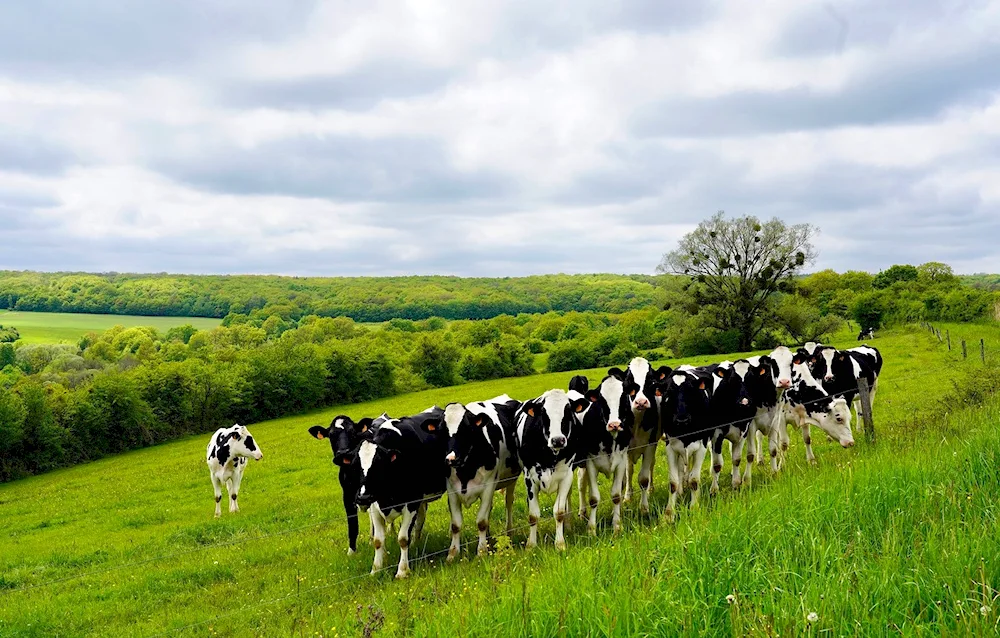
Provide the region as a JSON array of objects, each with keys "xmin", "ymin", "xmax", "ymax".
[
  {"xmin": 857, "ymin": 377, "xmax": 875, "ymax": 444},
  {"xmin": 962, "ymin": 340, "xmax": 967, "ymax": 359},
  {"xmin": 937, "ymin": 329, "xmax": 943, "ymax": 343},
  {"xmin": 947, "ymin": 330, "xmax": 951, "ymax": 351},
  {"xmin": 982, "ymin": 339, "xmax": 986, "ymax": 363}
]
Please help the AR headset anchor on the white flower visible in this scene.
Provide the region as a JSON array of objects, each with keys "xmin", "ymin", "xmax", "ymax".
[
  {"xmin": 981, "ymin": 605, "xmax": 991, "ymax": 616},
  {"xmin": 806, "ymin": 612, "xmax": 819, "ymax": 623},
  {"xmin": 726, "ymin": 595, "xmax": 735, "ymax": 604}
]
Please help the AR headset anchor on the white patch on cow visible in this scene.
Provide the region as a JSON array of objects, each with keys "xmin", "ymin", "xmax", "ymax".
[
  {"xmin": 804, "ymin": 342, "xmax": 819, "ymax": 355},
  {"xmin": 769, "ymin": 346, "xmax": 794, "ymax": 386},
  {"xmin": 733, "ymin": 361, "xmax": 750, "ymax": 380},
  {"xmin": 821, "ymin": 348, "xmax": 836, "ymax": 379},
  {"xmin": 488, "ymin": 394, "xmax": 512, "ymax": 405},
  {"xmin": 380, "ymin": 422, "xmax": 402, "ymax": 436},
  {"xmin": 599, "ymin": 375, "xmax": 625, "ymax": 427},
  {"xmin": 672, "ymin": 374, "xmax": 686, "ymax": 386},
  {"xmin": 540, "ymin": 389, "xmax": 571, "ymax": 445},
  {"xmin": 850, "ymin": 356, "xmax": 862, "ymax": 378},
  {"xmin": 468, "ymin": 400, "xmax": 501, "ymax": 446},
  {"xmin": 332, "ymin": 418, "xmax": 346, "ymax": 429},
  {"xmin": 676, "ymin": 364, "xmax": 695, "ymax": 372},
  {"xmin": 747, "ymin": 356, "xmax": 761, "ymax": 367},
  {"xmin": 444, "ymin": 403, "xmax": 467, "ymax": 437},
  {"xmin": 359, "ymin": 441, "xmax": 377, "ymax": 476},
  {"xmin": 628, "ymin": 357, "xmax": 651, "ymax": 381}
]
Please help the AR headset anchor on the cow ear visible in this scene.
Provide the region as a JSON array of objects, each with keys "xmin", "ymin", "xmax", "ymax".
[
  {"xmin": 656, "ymin": 366, "xmax": 672, "ymax": 381},
  {"xmin": 475, "ymin": 415, "xmax": 484, "ymax": 427},
  {"xmin": 308, "ymin": 425, "xmax": 329, "ymax": 440},
  {"xmin": 759, "ymin": 367, "xmax": 767, "ymax": 376},
  {"xmin": 571, "ymin": 397, "xmax": 589, "ymax": 413},
  {"xmin": 607, "ymin": 367, "xmax": 624, "ymax": 379},
  {"xmin": 524, "ymin": 402, "xmax": 536, "ymax": 418},
  {"xmin": 698, "ymin": 380, "xmax": 706, "ymax": 390},
  {"xmin": 838, "ymin": 353, "xmax": 845, "ymax": 361},
  {"xmin": 585, "ymin": 389, "xmax": 600, "ymax": 404},
  {"xmin": 390, "ymin": 452, "xmax": 397, "ymax": 462},
  {"xmin": 356, "ymin": 418, "xmax": 374, "ymax": 433},
  {"xmin": 715, "ymin": 368, "xmax": 725, "ymax": 378},
  {"xmin": 231, "ymin": 432, "xmax": 241, "ymax": 441},
  {"xmin": 423, "ymin": 418, "xmax": 443, "ymax": 433}
]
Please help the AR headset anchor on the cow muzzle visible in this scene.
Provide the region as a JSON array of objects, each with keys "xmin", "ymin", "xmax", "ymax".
[
  {"xmin": 633, "ymin": 397, "xmax": 650, "ymax": 411},
  {"xmin": 253, "ymin": 452, "xmax": 263, "ymax": 461},
  {"xmin": 740, "ymin": 398, "xmax": 749, "ymax": 406},
  {"xmin": 841, "ymin": 439, "xmax": 855, "ymax": 448},
  {"xmin": 825, "ymin": 374, "xmax": 834, "ymax": 382},
  {"xmin": 778, "ymin": 378, "xmax": 792, "ymax": 389},
  {"xmin": 606, "ymin": 421, "xmax": 622, "ymax": 432},
  {"xmin": 445, "ymin": 451, "xmax": 457, "ymax": 464},
  {"xmin": 549, "ymin": 436, "xmax": 567, "ymax": 450},
  {"xmin": 355, "ymin": 492, "xmax": 374, "ymax": 509}
]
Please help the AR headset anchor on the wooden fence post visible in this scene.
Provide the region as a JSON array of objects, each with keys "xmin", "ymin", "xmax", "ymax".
[
  {"xmin": 937, "ymin": 329, "xmax": 943, "ymax": 343},
  {"xmin": 962, "ymin": 340, "xmax": 967, "ymax": 359},
  {"xmin": 947, "ymin": 330, "xmax": 951, "ymax": 351},
  {"xmin": 982, "ymin": 339, "xmax": 986, "ymax": 363},
  {"xmin": 857, "ymin": 377, "xmax": 875, "ymax": 444}
]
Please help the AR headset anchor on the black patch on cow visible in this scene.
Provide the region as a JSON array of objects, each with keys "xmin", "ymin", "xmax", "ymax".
[
  {"xmin": 216, "ymin": 444, "xmax": 231, "ymax": 466},
  {"xmin": 244, "ymin": 435, "xmax": 257, "ymax": 452}
]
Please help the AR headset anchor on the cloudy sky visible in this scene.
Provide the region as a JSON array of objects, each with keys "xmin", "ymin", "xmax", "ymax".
[{"xmin": 2, "ymin": 0, "xmax": 999, "ymax": 277}]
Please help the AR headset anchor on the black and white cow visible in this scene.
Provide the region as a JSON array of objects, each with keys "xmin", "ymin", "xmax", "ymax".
[
  {"xmin": 568, "ymin": 374, "xmax": 590, "ymax": 395},
  {"xmin": 308, "ymin": 413, "xmax": 390, "ymax": 555},
  {"xmin": 355, "ymin": 406, "xmax": 449, "ymax": 578},
  {"xmin": 742, "ymin": 346, "xmax": 796, "ymax": 482},
  {"xmin": 808, "ymin": 345, "xmax": 882, "ymax": 423},
  {"xmin": 784, "ymin": 350, "xmax": 854, "ymax": 464},
  {"xmin": 705, "ymin": 360, "xmax": 757, "ymax": 495},
  {"xmin": 572, "ymin": 372, "xmax": 635, "ymax": 534},
  {"xmin": 858, "ymin": 327, "xmax": 875, "ymax": 340},
  {"xmin": 443, "ymin": 395, "xmax": 523, "ymax": 561},
  {"xmin": 620, "ymin": 357, "xmax": 672, "ymax": 514},
  {"xmin": 657, "ymin": 369, "xmax": 714, "ymax": 522},
  {"xmin": 515, "ymin": 389, "xmax": 589, "ymax": 550},
  {"xmin": 206, "ymin": 424, "xmax": 263, "ymax": 517}
]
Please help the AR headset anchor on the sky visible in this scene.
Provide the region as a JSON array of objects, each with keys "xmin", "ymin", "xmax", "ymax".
[{"xmin": 1, "ymin": 0, "xmax": 999, "ymax": 277}]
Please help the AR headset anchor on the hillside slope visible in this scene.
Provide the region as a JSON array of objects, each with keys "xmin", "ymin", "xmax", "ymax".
[{"xmin": 2, "ymin": 323, "xmax": 999, "ymax": 636}]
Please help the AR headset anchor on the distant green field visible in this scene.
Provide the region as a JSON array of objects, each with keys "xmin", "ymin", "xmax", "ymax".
[
  {"xmin": 4, "ymin": 323, "xmax": 1000, "ymax": 636},
  {"xmin": 0, "ymin": 310, "xmax": 222, "ymax": 344}
]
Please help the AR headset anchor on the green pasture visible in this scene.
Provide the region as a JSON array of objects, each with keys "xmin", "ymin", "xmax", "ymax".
[
  {"xmin": 2, "ymin": 323, "xmax": 1000, "ymax": 636},
  {"xmin": 0, "ymin": 310, "xmax": 222, "ymax": 345}
]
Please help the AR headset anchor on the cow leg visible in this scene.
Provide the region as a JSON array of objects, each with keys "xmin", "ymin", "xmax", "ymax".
[
  {"xmin": 798, "ymin": 418, "xmax": 816, "ymax": 465},
  {"xmin": 414, "ymin": 502, "xmax": 428, "ymax": 545},
  {"xmin": 343, "ymin": 492, "xmax": 359, "ymax": 555},
  {"xmin": 475, "ymin": 481, "xmax": 497, "ymax": 557},
  {"xmin": 688, "ymin": 444, "xmax": 708, "ymax": 510},
  {"xmin": 637, "ymin": 445, "xmax": 655, "ymax": 515},
  {"xmin": 610, "ymin": 455, "xmax": 626, "ymax": 533},
  {"xmin": 576, "ymin": 466, "xmax": 587, "ymax": 520},
  {"xmin": 210, "ymin": 472, "xmax": 223, "ymax": 518},
  {"xmin": 648, "ymin": 432, "xmax": 658, "ymax": 492},
  {"xmin": 228, "ymin": 468, "xmax": 244, "ymax": 513},
  {"xmin": 624, "ymin": 450, "xmax": 637, "ymax": 502},
  {"xmin": 504, "ymin": 483, "xmax": 516, "ymax": 534},
  {"xmin": 731, "ymin": 433, "xmax": 746, "ymax": 490},
  {"xmin": 709, "ymin": 432, "xmax": 724, "ymax": 496},
  {"xmin": 447, "ymin": 491, "xmax": 463, "ymax": 563},
  {"xmin": 664, "ymin": 443, "xmax": 682, "ymax": 523},
  {"xmin": 585, "ymin": 462, "xmax": 600, "ymax": 536},
  {"xmin": 525, "ymin": 474, "xmax": 540, "ymax": 549},
  {"xmin": 395, "ymin": 506, "xmax": 418, "ymax": 579},
  {"xmin": 743, "ymin": 421, "xmax": 756, "ymax": 487},
  {"xmin": 554, "ymin": 474, "xmax": 573, "ymax": 552},
  {"xmin": 370, "ymin": 507, "xmax": 387, "ymax": 575}
]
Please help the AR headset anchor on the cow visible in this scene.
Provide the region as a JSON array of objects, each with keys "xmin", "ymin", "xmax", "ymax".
[
  {"xmin": 657, "ymin": 369, "xmax": 714, "ymax": 522},
  {"xmin": 308, "ymin": 413, "xmax": 390, "ymax": 555},
  {"xmin": 741, "ymin": 346, "xmax": 795, "ymax": 483},
  {"xmin": 784, "ymin": 350, "xmax": 854, "ymax": 464},
  {"xmin": 620, "ymin": 357, "xmax": 672, "ymax": 514},
  {"xmin": 515, "ymin": 389, "xmax": 589, "ymax": 551},
  {"xmin": 355, "ymin": 406, "xmax": 448, "ymax": 578},
  {"xmin": 206, "ymin": 424, "xmax": 263, "ymax": 518},
  {"xmin": 705, "ymin": 360, "xmax": 757, "ymax": 495},
  {"xmin": 568, "ymin": 374, "xmax": 590, "ymax": 395},
  {"xmin": 858, "ymin": 327, "xmax": 875, "ymax": 340},
  {"xmin": 808, "ymin": 345, "xmax": 882, "ymax": 422},
  {"xmin": 803, "ymin": 342, "xmax": 823, "ymax": 356},
  {"xmin": 573, "ymin": 372, "xmax": 635, "ymax": 534},
  {"xmin": 443, "ymin": 395, "xmax": 523, "ymax": 561}
]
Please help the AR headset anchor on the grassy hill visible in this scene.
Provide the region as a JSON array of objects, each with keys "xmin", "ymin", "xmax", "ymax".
[
  {"xmin": 0, "ymin": 310, "xmax": 222, "ymax": 345},
  {"xmin": 2, "ymin": 323, "xmax": 1000, "ymax": 636}
]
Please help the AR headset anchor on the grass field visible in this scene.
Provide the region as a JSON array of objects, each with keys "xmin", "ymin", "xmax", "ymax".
[
  {"xmin": 2, "ymin": 323, "xmax": 1000, "ymax": 636},
  {"xmin": 0, "ymin": 310, "xmax": 222, "ymax": 344}
]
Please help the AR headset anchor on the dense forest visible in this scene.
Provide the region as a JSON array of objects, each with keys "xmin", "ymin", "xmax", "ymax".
[
  {"xmin": 0, "ymin": 262, "xmax": 997, "ymax": 482},
  {"xmin": 0, "ymin": 272, "xmax": 666, "ymax": 321}
]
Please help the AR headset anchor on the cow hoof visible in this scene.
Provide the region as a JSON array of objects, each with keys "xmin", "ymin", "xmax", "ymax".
[
  {"xmin": 555, "ymin": 540, "xmax": 567, "ymax": 552},
  {"xmin": 639, "ymin": 503, "xmax": 650, "ymax": 516},
  {"xmin": 664, "ymin": 509, "xmax": 675, "ymax": 523},
  {"xmin": 525, "ymin": 540, "xmax": 537, "ymax": 550},
  {"xmin": 446, "ymin": 548, "xmax": 459, "ymax": 563},
  {"xmin": 808, "ymin": 458, "xmax": 818, "ymax": 466},
  {"xmin": 347, "ymin": 548, "xmax": 356, "ymax": 556},
  {"xmin": 623, "ymin": 492, "xmax": 632, "ymax": 503},
  {"xmin": 710, "ymin": 485, "xmax": 719, "ymax": 497},
  {"xmin": 613, "ymin": 523, "xmax": 622, "ymax": 534},
  {"xmin": 588, "ymin": 526, "xmax": 597, "ymax": 537},
  {"xmin": 690, "ymin": 501, "xmax": 700, "ymax": 511},
  {"xmin": 732, "ymin": 478, "xmax": 742, "ymax": 490},
  {"xmin": 477, "ymin": 543, "xmax": 489, "ymax": 557},
  {"xmin": 395, "ymin": 569, "xmax": 410, "ymax": 580}
]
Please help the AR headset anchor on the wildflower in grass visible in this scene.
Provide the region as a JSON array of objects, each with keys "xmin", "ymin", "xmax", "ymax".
[
  {"xmin": 806, "ymin": 612, "xmax": 819, "ymax": 623},
  {"xmin": 726, "ymin": 595, "xmax": 735, "ymax": 605},
  {"xmin": 981, "ymin": 605, "xmax": 991, "ymax": 616}
]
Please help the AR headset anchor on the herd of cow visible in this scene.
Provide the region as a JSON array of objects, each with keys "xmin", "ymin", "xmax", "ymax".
[{"xmin": 205, "ymin": 340, "xmax": 883, "ymax": 579}]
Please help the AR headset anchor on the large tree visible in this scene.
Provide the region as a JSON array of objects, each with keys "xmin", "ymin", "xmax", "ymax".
[{"xmin": 657, "ymin": 212, "xmax": 817, "ymax": 351}]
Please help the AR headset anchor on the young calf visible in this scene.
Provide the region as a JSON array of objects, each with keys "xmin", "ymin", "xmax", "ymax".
[
  {"xmin": 443, "ymin": 395, "xmax": 523, "ymax": 561},
  {"xmin": 784, "ymin": 350, "xmax": 854, "ymax": 464},
  {"xmin": 657, "ymin": 369, "xmax": 714, "ymax": 522},
  {"xmin": 705, "ymin": 360, "xmax": 757, "ymax": 494},
  {"xmin": 308, "ymin": 413, "xmax": 389, "ymax": 555},
  {"xmin": 515, "ymin": 389, "xmax": 589, "ymax": 551},
  {"xmin": 620, "ymin": 357, "xmax": 671, "ymax": 514},
  {"xmin": 355, "ymin": 407, "xmax": 449, "ymax": 578},
  {"xmin": 206, "ymin": 424, "xmax": 263, "ymax": 517},
  {"xmin": 573, "ymin": 372, "xmax": 635, "ymax": 534}
]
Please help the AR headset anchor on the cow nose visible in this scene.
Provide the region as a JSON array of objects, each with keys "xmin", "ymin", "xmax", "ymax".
[
  {"xmin": 825, "ymin": 375, "xmax": 834, "ymax": 382},
  {"xmin": 356, "ymin": 493, "xmax": 373, "ymax": 508},
  {"xmin": 779, "ymin": 378, "xmax": 791, "ymax": 388},
  {"xmin": 255, "ymin": 452, "xmax": 263, "ymax": 461},
  {"xmin": 445, "ymin": 451, "xmax": 457, "ymax": 464},
  {"xmin": 634, "ymin": 397, "xmax": 649, "ymax": 410},
  {"xmin": 740, "ymin": 398, "xmax": 749, "ymax": 406},
  {"xmin": 550, "ymin": 436, "xmax": 567, "ymax": 449},
  {"xmin": 842, "ymin": 440, "xmax": 855, "ymax": 448},
  {"xmin": 606, "ymin": 421, "xmax": 621, "ymax": 432}
]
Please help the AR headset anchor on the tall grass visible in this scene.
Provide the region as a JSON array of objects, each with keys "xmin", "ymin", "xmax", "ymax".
[{"xmin": 2, "ymin": 323, "xmax": 1000, "ymax": 637}]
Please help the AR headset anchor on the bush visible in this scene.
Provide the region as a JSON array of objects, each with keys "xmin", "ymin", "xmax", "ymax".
[
  {"xmin": 410, "ymin": 335, "xmax": 461, "ymax": 387},
  {"xmin": 546, "ymin": 340, "xmax": 599, "ymax": 372}
]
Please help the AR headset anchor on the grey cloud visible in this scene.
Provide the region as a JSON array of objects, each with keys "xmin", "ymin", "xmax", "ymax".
[
  {"xmin": 154, "ymin": 134, "xmax": 512, "ymax": 203},
  {"xmin": 0, "ymin": 134, "xmax": 78, "ymax": 176}
]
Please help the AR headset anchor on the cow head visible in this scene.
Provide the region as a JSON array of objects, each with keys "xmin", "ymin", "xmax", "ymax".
[
  {"xmin": 520, "ymin": 389, "xmax": 587, "ymax": 452},
  {"xmin": 568, "ymin": 374, "xmax": 590, "ymax": 395},
  {"xmin": 222, "ymin": 424, "xmax": 263, "ymax": 461},
  {"xmin": 712, "ymin": 360, "xmax": 756, "ymax": 418},
  {"xmin": 443, "ymin": 402, "xmax": 497, "ymax": 480},
  {"xmin": 810, "ymin": 397, "xmax": 854, "ymax": 448},
  {"xmin": 308, "ymin": 415, "xmax": 376, "ymax": 467},
  {"xmin": 807, "ymin": 346, "xmax": 841, "ymax": 383},
  {"xmin": 618, "ymin": 358, "xmax": 671, "ymax": 416},
  {"xmin": 354, "ymin": 420, "xmax": 404, "ymax": 510},
  {"xmin": 746, "ymin": 355, "xmax": 777, "ymax": 403},
  {"xmin": 768, "ymin": 346, "xmax": 794, "ymax": 389},
  {"xmin": 660, "ymin": 372, "xmax": 711, "ymax": 430},
  {"xmin": 584, "ymin": 374, "xmax": 635, "ymax": 433}
]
